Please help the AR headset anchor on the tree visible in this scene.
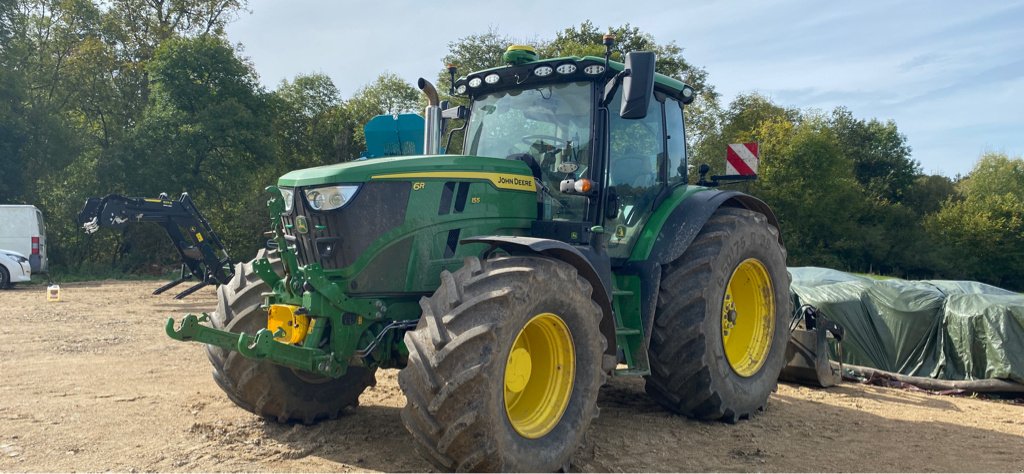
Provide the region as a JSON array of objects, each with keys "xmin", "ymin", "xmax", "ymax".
[
  {"xmin": 344, "ymin": 72, "xmax": 420, "ymax": 151},
  {"xmin": 438, "ymin": 22, "xmax": 723, "ymax": 155},
  {"xmin": 544, "ymin": 21, "xmax": 701, "ymax": 80},
  {"xmin": 692, "ymin": 92, "xmax": 797, "ymax": 177},
  {"xmin": 272, "ymin": 73, "xmax": 354, "ymax": 168},
  {"xmin": 829, "ymin": 107, "xmax": 919, "ymax": 203},
  {"xmin": 127, "ymin": 34, "xmax": 270, "ymax": 178},
  {"xmin": 903, "ymin": 174, "xmax": 957, "ymax": 217},
  {"xmin": 748, "ymin": 114, "xmax": 862, "ymax": 267},
  {"xmin": 545, "ymin": 21, "xmax": 721, "ymax": 153},
  {"xmin": 434, "ymin": 28, "xmax": 524, "ymax": 154},
  {"xmin": 6, "ymin": 0, "xmax": 256, "ymax": 271},
  {"xmin": 277, "ymin": 73, "xmax": 340, "ymax": 118},
  {"xmin": 957, "ymin": 152, "xmax": 1024, "ymax": 199},
  {"xmin": 90, "ymin": 34, "xmax": 275, "ymax": 265},
  {"xmin": 0, "ymin": 0, "xmax": 28, "ymax": 202},
  {"xmin": 926, "ymin": 153, "xmax": 1024, "ymax": 289},
  {"xmin": 437, "ymin": 28, "xmax": 514, "ymax": 98}
]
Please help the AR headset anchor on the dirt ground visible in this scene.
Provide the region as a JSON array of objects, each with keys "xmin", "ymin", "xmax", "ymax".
[{"xmin": 0, "ymin": 280, "xmax": 1021, "ymax": 472}]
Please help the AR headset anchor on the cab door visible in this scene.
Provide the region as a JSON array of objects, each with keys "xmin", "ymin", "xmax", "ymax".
[{"xmin": 605, "ymin": 91, "xmax": 668, "ymax": 259}]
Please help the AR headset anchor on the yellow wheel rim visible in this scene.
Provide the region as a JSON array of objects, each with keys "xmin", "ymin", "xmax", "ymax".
[
  {"xmin": 504, "ymin": 313, "xmax": 575, "ymax": 439},
  {"xmin": 721, "ymin": 258, "xmax": 775, "ymax": 377}
]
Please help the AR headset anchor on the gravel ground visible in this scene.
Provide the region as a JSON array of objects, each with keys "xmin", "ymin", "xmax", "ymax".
[{"xmin": 0, "ymin": 280, "xmax": 1021, "ymax": 472}]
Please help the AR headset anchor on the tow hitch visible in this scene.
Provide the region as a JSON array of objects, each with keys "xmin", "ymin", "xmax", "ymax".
[{"xmin": 165, "ymin": 313, "xmax": 345, "ymax": 377}]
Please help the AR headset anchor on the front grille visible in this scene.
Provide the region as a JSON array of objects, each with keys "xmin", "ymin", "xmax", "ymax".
[{"xmin": 281, "ymin": 181, "xmax": 410, "ymax": 269}]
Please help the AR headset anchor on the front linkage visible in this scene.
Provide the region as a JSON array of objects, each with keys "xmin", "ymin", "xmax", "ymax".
[{"xmin": 166, "ymin": 186, "xmax": 413, "ymax": 378}]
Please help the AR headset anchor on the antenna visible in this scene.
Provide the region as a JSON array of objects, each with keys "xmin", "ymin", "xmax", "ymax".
[{"xmin": 447, "ymin": 64, "xmax": 457, "ymax": 96}]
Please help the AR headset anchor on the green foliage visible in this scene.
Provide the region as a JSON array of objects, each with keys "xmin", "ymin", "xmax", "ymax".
[
  {"xmin": 957, "ymin": 152, "xmax": 1024, "ymax": 199},
  {"xmin": 122, "ymin": 35, "xmax": 273, "ymax": 260},
  {"xmin": 692, "ymin": 92, "xmax": 797, "ymax": 176},
  {"xmin": 4, "ymin": 5, "xmax": 1018, "ymax": 290},
  {"xmin": 828, "ymin": 107, "xmax": 919, "ymax": 203},
  {"xmin": 0, "ymin": 0, "xmax": 27, "ymax": 201},
  {"xmin": 439, "ymin": 28, "xmax": 512, "ymax": 96},
  {"xmin": 5, "ymin": 0, "xmax": 256, "ymax": 274},
  {"xmin": 926, "ymin": 153, "xmax": 1024, "ymax": 289},
  {"xmin": 749, "ymin": 115, "xmax": 861, "ymax": 267},
  {"xmin": 545, "ymin": 20, "xmax": 723, "ymax": 144},
  {"xmin": 696, "ymin": 91, "xmax": 972, "ymax": 282},
  {"xmin": 344, "ymin": 72, "xmax": 420, "ymax": 150},
  {"xmin": 272, "ymin": 73, "xmax": 354, "ymax": 168},
  {"xmin": 440, "ymin": 22, "xmax": 721, "ymax": 155},
  {"xmin": 903, "ymin": 174, "xmax": 957, "ymax": 216}
]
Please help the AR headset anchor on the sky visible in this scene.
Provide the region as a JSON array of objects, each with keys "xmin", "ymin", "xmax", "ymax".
[{"xmin": 225, "ymin": 0, "xmax": 1024, "ymax": 178}]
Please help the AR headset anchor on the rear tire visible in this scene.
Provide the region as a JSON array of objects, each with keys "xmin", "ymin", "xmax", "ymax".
[
  {"xmin": 207, "ymin": 249, "xmax": 376, "ymax": 424},
  {"xmin": 399, "ymin": 256, "xmax": 605, "ymax": 471},
  {"xmin": 645, "ymin": 207, "xmax": 791, "ymax": 422}
]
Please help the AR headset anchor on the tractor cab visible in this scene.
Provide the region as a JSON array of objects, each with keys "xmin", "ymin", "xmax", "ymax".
[{"xmin": 449, "ymin": 44, "xmax": 695, "ymax": 258}]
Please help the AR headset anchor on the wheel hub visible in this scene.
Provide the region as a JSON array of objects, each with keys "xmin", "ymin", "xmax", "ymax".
[
  {"xmin": 504, "ymin": 313, "xmax": 575, "ymax": 439},
  {"xmin": 721, "ymin": 258, "xmax": 775, "ymax": 377},
  {"xmin": 505, "ymin": 348, "xmax": 533, "ymax": 393}
]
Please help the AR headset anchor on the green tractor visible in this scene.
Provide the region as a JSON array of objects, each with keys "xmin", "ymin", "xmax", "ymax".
[{"xmin": 167, "ymin": 41, "xmax": 791, "ymax": 471}]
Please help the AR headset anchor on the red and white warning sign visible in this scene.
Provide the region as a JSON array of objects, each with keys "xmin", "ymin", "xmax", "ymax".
[{"xmin": 726, "ymin": 143, "xmax": 759, "ymax": 176}]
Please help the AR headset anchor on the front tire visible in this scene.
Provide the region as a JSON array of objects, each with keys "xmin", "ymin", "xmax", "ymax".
[
  {"xmin": 399, "ymin": 256, "xmax": 605, "ymax": 471},
  {"xmin": 645, "ymin": 207, "xmax": 791, "ymax": 422},
  {"xmin": 207, "ymin": 249, "xmax": 376, "ymax": 424}
]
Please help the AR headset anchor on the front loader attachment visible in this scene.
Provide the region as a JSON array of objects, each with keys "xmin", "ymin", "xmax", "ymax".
[{"xmin": 77, "ymin": 193, "xmax": 233, "ymax": 298}]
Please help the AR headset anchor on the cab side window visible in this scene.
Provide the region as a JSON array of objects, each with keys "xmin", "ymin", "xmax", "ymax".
[
  {"xmin": 607, "ymin": 91, "xmax": 666, "ymax": 257},
  {"xmin": 665, "ymin": 99, "xmax": 687, "ymax": 183},
  {"xmin": 609, "ymin": 96, "xmax": 663, "ymax": 190}
]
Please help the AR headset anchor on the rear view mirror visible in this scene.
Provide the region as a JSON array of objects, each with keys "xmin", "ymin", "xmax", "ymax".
[{"xmin": 620, "ymin": 52, "xmax": 656, "ymax": 119}]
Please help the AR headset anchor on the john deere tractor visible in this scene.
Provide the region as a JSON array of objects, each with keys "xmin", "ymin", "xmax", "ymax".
[{"xmin": 167, "ymin": 40, "xmax": 791, "ymax": 471}]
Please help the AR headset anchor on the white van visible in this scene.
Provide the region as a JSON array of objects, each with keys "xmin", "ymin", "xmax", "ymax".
[{"xmin": 0, "ymin": 205, "xmax": 48, "ymax": 273}]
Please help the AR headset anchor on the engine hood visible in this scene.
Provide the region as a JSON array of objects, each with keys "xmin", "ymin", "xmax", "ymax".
[{"xmin": 278, "ymin": 154, "xmax": 536, "ymax": 191}]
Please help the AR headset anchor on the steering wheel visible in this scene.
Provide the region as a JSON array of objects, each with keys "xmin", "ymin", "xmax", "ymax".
[{"xmin": 521, "ymin": 134, "xmax": 567, "ymax": 147}]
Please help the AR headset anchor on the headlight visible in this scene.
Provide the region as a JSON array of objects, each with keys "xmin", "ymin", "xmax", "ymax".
[
  {"xmin": 279, "ymin": 188, "xmax": 294, "ymax": 213},
  {"xmin": 556, "ymin": 63, "xmax": 577, "ymax": 75},
  {"xmin": 305, "ymin": 185, "xmax": 359, "ymax": 211},
  {"xmin": 5, "ymin": 253, "xmax": 27, "ymax": 263}
]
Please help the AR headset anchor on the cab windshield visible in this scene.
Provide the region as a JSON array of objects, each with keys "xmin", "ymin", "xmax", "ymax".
[{"xmin": 465, "ymin": 82, "xmax": 593, "ymax": 176}]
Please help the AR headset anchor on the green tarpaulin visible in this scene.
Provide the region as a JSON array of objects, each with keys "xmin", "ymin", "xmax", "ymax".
[{"xmin": 788, "ymin": 267, "xmax": 1024, "ymax": 383}]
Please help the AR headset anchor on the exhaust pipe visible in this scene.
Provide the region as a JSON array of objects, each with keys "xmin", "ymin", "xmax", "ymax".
[{"xmin": 418, "ymin": 78, "xmax": 441, "ymax": 155}]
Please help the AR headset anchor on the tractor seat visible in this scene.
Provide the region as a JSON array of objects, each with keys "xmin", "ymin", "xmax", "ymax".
[{"xmin": 611, "ymin": 156, "xmax": 656, "ymax": 188}]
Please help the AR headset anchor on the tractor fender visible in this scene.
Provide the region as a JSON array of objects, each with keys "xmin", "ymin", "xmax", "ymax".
[
  {"xmin": 648, "ymin": 189, "xmax": 781, "ymax": 266},
  {"xmin": 461, "ymin": 236, "xmax": 618, "ymax": 371},
  {"xmin": 624, "ymin": 189, "xmax": 782, "ymax": 358}
]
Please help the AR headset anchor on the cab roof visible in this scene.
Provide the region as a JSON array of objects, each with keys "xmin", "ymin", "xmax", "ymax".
[{"xmin": 455, "ymin": 55, "xmax": 692, "ymax": 102}]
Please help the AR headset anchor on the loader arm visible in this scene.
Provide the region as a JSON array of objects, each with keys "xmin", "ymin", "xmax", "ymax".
[{"xmin": 77, "ymin": 193, "xmax": 233, "ymax": 298}]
